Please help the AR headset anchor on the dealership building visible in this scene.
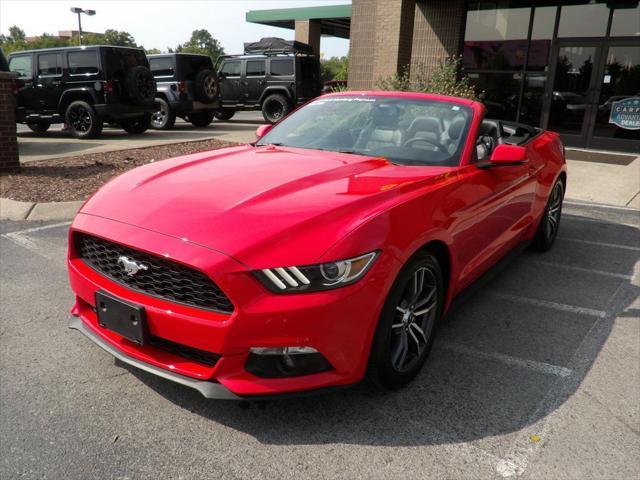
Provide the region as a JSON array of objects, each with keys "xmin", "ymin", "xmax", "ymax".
[{"xmin": 248, "ymin": 1, "xmax": 640, "ymax": 153}]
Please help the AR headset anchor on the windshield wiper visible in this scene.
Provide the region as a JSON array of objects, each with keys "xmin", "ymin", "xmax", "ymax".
[{"xmin": 256, "ymin": 142, "xmax": 285, "ymax": 147}]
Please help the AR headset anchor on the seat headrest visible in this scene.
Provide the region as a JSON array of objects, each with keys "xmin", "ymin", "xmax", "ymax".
[
  {"xmin": 408, "ymin": 116, "xmax": 442, "ymax": 135},
  {"xmin": 447, "ymin": 117, "xmax": 466, "ymax": 139},
  {"xmin": 372, "ymin": 104, "xmax": 399, "ymax": 128}
]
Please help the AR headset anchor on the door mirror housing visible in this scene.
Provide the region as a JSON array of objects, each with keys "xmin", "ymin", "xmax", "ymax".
[
  {"xmin": 478, "ymin": 144, "xmax": 528, "ymax": 169},
  {"xmin": 256, "ymin": 124, "xmax": 273, "ymax": 139}
]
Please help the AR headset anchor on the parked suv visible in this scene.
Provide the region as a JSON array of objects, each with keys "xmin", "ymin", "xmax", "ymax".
[
  {"xmin": 216, "ymin": 38, "xmax": 322, "ymax": 123},
  {"xmin": 8, "ymin": 46, "xmax": 156, "ymax": 139},
  {"xmin": 148, "ymin": 53, "xmax": 219, "ymax": 129}
]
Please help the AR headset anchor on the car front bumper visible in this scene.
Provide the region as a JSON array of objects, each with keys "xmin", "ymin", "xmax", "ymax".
[{"xmin": 68, "ymin": 213, "xmax": 394, "ymax": 399}]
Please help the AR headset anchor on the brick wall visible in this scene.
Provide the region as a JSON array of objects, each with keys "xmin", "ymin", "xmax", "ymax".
[
  {"xmin": 348, "ymin": 0, "xmax": 416, "ymax": 90},
  {"xmin": 409, "ymin": 0, "xmax": 467, "ymax": 76},
  {"xmin": 0, "ymin": 72, "xmax": 19, "ymax": 172},
  {"xmin": 348, "ymin": 0, "xmax": 467, "ymax": 88}
]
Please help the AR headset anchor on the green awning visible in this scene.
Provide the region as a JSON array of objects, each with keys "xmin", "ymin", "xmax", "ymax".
[{"xmin": 246, "ymin": 5, "xmax": 351, "ymax": 39}]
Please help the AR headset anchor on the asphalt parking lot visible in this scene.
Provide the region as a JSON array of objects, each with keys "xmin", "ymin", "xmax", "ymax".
[
  {"xmin": 0, "ymin": 201, "xmax": 638, "ymax": 479},
  {"xmin": 16, "ymin": 111, "xmax": 264, "ymax": 163}
]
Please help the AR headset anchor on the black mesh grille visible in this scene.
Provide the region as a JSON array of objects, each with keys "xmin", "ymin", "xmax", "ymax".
[
  {"xmin": 148, "ymin": 335, "xmax": 221, "ymax": 366},
  {"xmin": 75, "ymin": 233, "xmax": 234, "ymax": 313}
]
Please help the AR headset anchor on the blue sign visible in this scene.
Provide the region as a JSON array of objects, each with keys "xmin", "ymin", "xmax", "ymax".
[{"xmin": 609, "ymin": 97, "xmax": 640, "ymax": 130}]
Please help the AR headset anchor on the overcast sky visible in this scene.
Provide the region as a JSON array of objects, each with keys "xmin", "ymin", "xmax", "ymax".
[{"xmin": 0, "ymin": 0, "xmax": 351, "ymax": 57}]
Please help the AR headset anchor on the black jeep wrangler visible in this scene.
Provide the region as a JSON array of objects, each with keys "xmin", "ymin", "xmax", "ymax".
[
  {"xmin": 8, "ymin": 46, "xmax": 156, "ymax": 139},
  {"xmin": 148, "ymin": 53, "xmax": 219, "ymax": 129},
  {"xmin": 216, "ymin": 37, "xmax": 322, "ymax": 124}
]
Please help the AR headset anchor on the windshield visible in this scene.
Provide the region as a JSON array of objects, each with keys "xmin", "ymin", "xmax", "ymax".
[{"xmin": 256, "ymin": 95, "xmax": 472, "ymax": 166}]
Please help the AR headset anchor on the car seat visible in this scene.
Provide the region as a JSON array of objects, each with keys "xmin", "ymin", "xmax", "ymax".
[{"xmin": 354, "ymin": 104, "xmax": 403, "ymax": 151}]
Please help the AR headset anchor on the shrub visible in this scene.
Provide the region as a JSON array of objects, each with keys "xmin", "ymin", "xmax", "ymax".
[{"xmin": 376, "ymin": 57, "xmax": 481, "ymax": 100}]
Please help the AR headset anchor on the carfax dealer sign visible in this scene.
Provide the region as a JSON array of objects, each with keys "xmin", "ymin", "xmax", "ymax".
[{"xmin": 609, "ymin": 97, "xmax": 640, "ymax": 130}]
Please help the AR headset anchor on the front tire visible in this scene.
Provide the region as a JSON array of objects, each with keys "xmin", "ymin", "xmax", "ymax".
[
  {"xmin": 26, "ymin": 122, "xmax": 51, "ymax": 133},
  {"xmin": 65, "ymin": 101, "xmax": 103, "ymax": 139},
  {"xmin": 262, "ymin": 94, "xmax": 290, "ymax": 124},
  {"xmin": 151, "ymin": 98, "xmax": 176, "ymax": 130},
  {"xmin": 531, "ymin": 179, "xmax": 564, "ymax": 252},
  {"xmin": 187, "ymin": 111, "xmax": 214, "ymax": 127},
  {"xmin": 366, "ymin": 251, "xmax": 444, "ymax": 389},
  {"xmin": 214, "ymin": 109, "xmax": 235, "ymax": 121},
  {"xmin": 120, "ymin": 114, "xmax": 151, "ymax": 134}
]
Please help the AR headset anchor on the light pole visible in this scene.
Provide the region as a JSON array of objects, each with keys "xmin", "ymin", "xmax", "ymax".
[{"xmin": 70, "ymin": 7, "xmax": 96, "ymax": 46}]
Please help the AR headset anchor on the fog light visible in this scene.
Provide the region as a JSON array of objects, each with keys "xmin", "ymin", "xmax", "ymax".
[{"xmin": 246, "ymin": 346, "xmax": 332, "ymax": 378}]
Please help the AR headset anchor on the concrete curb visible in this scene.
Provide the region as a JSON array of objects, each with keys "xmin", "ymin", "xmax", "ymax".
[{"xmin": 0, "ymin": 197, "xmax": 84, "ymax": 221}]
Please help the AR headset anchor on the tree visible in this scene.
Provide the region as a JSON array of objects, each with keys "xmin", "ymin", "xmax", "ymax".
[
  {"xmin": 145, "ymin": 47, "xmax": 161, "ymax": 55},
  {"xmin": 176, "ymin": 29, "xmax": 225, "ymax": 62},
  {"xmin": 320, "ymin": 55, "xmax": 348, "ymax": 82},
  {"xmin": 8, "ymin": 26, "xmax": 25, "ymax": 42}
]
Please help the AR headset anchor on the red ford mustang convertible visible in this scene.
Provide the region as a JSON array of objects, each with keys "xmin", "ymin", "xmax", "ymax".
[{"xmin": 68, "ymin": 91, "xmax": 566, "ymax": 399}]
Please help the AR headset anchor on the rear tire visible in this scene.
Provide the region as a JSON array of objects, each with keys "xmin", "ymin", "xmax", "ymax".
[
  {"xmin": 262, "ymin": 94, "xmax": 290, "ymax": 124},
  {"xmin": 65, "ymin": 101, "xmax": 103, "ymax": 139},
  {"xmin": 120, "ymin": 114, "xmax": 151, "ymax": 134},
  {"xmin": 214, "ymin": 109, "xmax": 235, "ymax": 121},
  {"xmin": 187, "ymin": 111, "xmax": 214, "ymax": 127},
  {"xmin": 531, "ymin": 179, "xmax": 564, "ymax": 252},
  {"xmin": 151, "ymin": 98, "xmax": 176, "ymax": 130},
  {"xmin": 26, "ymin": 122, "xmax": 51, "ymax": 133},
  {"xmin": 366, "ymin": 251, "xmax": 444, "ymax": 389}
]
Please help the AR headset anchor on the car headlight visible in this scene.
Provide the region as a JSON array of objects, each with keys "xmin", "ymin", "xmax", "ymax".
[{"xmin": 255, "ymin": 251, "xmax": 379, "ymax": 293}]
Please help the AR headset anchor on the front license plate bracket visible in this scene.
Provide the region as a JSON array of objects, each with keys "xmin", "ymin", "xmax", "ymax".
[{"xmin": 95, "ymin": 291, "xmax": 147, "ymax": 345}]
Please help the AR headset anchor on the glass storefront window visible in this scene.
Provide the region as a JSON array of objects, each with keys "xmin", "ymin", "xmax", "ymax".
[
  {"xmin": 593, "ymin": 46, "xmax": 640, "ymax": 141},
  {"xmin": 610, "ymin": 5, "xmax": 640, "ymax": 37},
  {"xmin": 557, "ymin": 2, "xmax": 609, "ymax": 38},
  {"xmin": 519, "ymin": 73, "xmax": 548, "ymax": 126},
  {"xmin": 466, "ymin": 72, "xmax": 522, "ymax": 121},
  {"xmin": 464, "ymin": 1, "xmax": 531, "ymax": 70}
]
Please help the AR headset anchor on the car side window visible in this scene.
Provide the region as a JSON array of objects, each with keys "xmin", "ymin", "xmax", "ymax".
[
  {"xmin": 246, "ymin": 60, "xmax": 265, "ymax": 77},
  {"xmin": 220, "ymin": 61, "xmax": 241, "ymax": 77},
  {"xmin": 37, "ymin": 53, "xmax": 62, "ymax": 76},
  {"xmin": 8, "ymin": 55, "xmax": 33, "ymax": 78},
  {"xmin": 68, "ymin": 51, "xmax": 99, "ymax": 76},
  {"xmin": 270, "ymin": 59, "xmax": 293, "ymax": 76}
]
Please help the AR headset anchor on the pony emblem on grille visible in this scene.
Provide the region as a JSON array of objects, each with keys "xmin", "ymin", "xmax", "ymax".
[{"xmin": 117, "ymin": 255, "xmax": 149, "ymax": 277}]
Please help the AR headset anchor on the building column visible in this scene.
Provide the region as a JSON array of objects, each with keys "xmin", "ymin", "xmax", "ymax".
[
  {"xmin": 348, "ymin": 0, "xmax": 416, "ymax": 89},
  {"xmin": 0, "ymin": 72, "xmax": 19, "ymax": 172},
  {"xmin": 295, "ymin": 19, "xmax": 321, "ymax": 54},
  {"xmin": 409, "ymin": 0, "xmax": 467, "ymax": 76}
]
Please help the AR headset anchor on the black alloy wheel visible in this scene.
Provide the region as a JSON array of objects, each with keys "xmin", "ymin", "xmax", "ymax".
[
  {"xmin": 65, "ymin": 100, "xmax": 103, "ymax": 139},
  {"xmin": 532, "ymin": 179, "xmax": 564, "ymax": 252},
  {"xmin": 367, "ymin": 252, "xmax": 444, "ymax": 389}
]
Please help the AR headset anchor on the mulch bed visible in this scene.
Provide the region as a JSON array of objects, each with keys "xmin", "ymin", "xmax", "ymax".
[{"xmin": 0, "ymin": 139, "xmax": 237, "ymax": 203}]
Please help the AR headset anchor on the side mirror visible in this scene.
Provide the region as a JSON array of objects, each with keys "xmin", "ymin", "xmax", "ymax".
[
  {"xmin": 218, "ymin": 72, "xmax": 226, "ymax": 80},
  {"xmin": 478, "ymin": 144, "xmax": 527, "ymax": 169},
  {"xmin": 255, "ymin": 124, "xmax": 273, "ymax": 139}
]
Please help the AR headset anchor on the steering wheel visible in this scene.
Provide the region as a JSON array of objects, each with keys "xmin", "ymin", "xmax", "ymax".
[{"xmin": 403, "ymin": 136, "xmax": 448, "ymax": 154}]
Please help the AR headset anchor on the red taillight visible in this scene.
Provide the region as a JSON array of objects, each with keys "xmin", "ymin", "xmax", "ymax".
[
  {"xmin": 178, "ymin": 81, "xmax": 186, "ymax": 94},
  {"xmin": 103, "ymin": 80, "xmax": 114, "ymax": 94},
  {"xmin": 12, "ymin": 80, "xmax": 19, "ymax": 96}
]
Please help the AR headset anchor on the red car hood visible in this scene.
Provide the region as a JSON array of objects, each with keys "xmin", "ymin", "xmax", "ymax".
[{"xmin": 80, "ymin": 145, "xmax": 449, "ymax": 267}]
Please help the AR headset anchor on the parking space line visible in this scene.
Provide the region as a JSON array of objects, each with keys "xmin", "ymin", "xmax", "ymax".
[
  {"xmin": 491, "ymin": 293, "xmax": 608, "ymax": 318},
  {"xmin": 1, "ymin": 221, "xmax": 71, "ymax": 260},
  {"xmin": 524, "ymin": 259, "xmax": 634, "ymax": 280},
  {"xmin": 558, "ymin": 237, "xmax": 640, "ymax": 252},
  {"xmin": 438, "ymin": 341, "xmax": 573, "ymax": 377},
  {"xmin": 564, "ymin": 200, "xmax": 640, "ymax": 213}
]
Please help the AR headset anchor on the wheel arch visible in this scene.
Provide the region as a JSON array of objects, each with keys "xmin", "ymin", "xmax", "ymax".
[
  {"xmin": 259, "ymin": 87, "xmax": 292, "ymax": 105},
  {"xmin": 58, "ymin": 89, "xmax": 98, "ymax": 115}
]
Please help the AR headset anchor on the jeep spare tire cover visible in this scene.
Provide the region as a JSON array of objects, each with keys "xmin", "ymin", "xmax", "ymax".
[
  {"xmin": 194, "ymin": 69, "xmax": 219, "ymax": 103},
  {"xmin": 125, "ymin": 65, "xmax": 156, "ymax": 106}
]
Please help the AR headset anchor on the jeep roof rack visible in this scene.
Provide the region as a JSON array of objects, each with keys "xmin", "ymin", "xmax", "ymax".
[{"xmin": 242, "ymin": 37, "xmax": 314, "ymax": 55}]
